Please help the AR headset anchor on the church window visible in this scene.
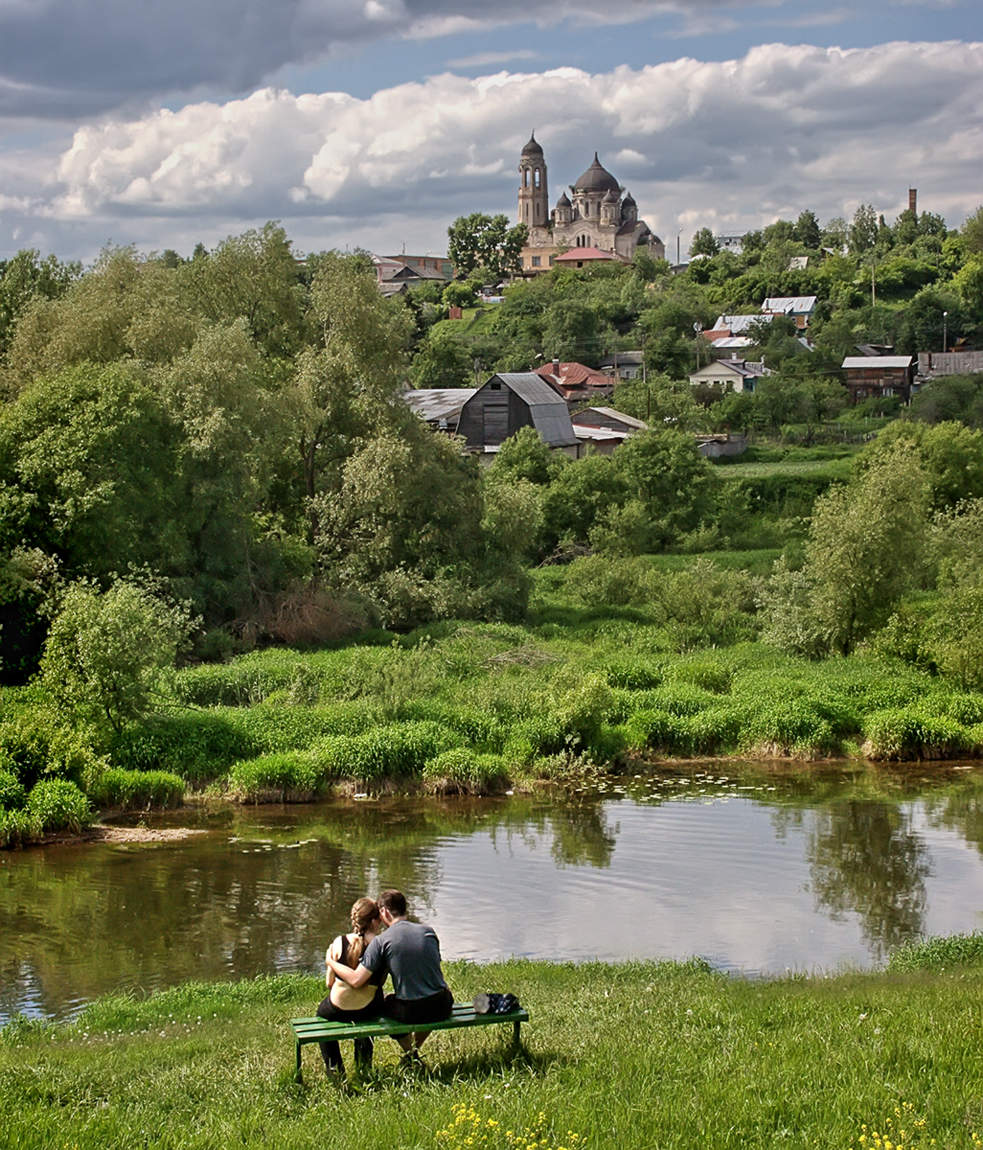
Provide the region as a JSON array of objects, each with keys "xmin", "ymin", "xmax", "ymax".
[
  {"xmin": 533, "ymin": 168, "xmax": 541, "ymax": 188},
  {"xmin": 522, "ymin": 169, "xmax": 528, "ymax": 187}
]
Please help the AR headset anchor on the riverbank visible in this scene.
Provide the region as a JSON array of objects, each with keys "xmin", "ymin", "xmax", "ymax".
[{"xmin": 2, "ymin": 942, "xmax": 981, "ymax": 1149}]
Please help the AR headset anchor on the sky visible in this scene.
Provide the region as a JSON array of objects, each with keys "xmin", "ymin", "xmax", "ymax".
[{"xmin": 0, "ymin": 0, "xmax": 981, "ymax": 263}]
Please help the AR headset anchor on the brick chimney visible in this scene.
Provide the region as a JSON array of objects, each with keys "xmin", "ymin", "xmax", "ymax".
[{"xmin": 908, "ymin": 188, "xmax": 917, "ymax": 214}]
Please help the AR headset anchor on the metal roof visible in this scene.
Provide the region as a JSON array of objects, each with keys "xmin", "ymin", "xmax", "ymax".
[
  {"xmin": 842, "ymin": 356, "xmax": 913, "ymax": 369},
  {"xmin": 403, "ymin": 388, "xmax": 476, "ymax": 423},
  {"xmin": 573, "ymin": 425, "xmax": 627, "ymax": 441},
  {"xmin": 573, "ymin": 406, "xmax": 648, "ymax": 430},
  {"xmin": 486, "ymin": 373, "xmax": 578, "ymax": 446},
  {"xmin": 762, "ymin": 296, "xmax": 817, "ymax": 314},
  {"xmin": 572, "ymin": 153, "xmax": 620, "ymax": 193},
  {"xmin": 715, "ymin": 313, "xmax": 771, "ymax": 334}
]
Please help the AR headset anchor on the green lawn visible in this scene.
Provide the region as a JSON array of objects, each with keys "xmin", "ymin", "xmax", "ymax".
[{"xmin": 2, "ymin": 947, "xmax": 981, "ymax": 1148}]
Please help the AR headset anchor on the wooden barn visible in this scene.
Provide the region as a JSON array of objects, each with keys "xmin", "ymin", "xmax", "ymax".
[{"xmin": 457, "ymin": 373, "xmax": 580, "ymax": 458}]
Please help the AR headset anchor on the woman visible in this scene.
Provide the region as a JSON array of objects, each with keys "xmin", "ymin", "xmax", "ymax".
[{"xmin": 317, "ymin": 897, "xmax": 384, "ymax": 1079}]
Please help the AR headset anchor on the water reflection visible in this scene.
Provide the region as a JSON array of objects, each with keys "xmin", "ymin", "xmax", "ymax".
[{"xmin": 2, "ymin": 766, "xmax": 982, "ymax": 1022}]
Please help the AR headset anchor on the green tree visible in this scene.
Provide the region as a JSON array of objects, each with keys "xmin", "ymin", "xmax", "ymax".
[
  {"xmin": 409, "ymin": 329, "xmax": 474, "ymax": 389},
  {"xmin": 447, "ymin": 214, "xmax": 528, "ymax": 283},
  {"xmin": 491, "ymin": 426, "xmax": 562, "ymax": 485},
  {"xmin": 962, "ymin": 205, "xmax": 983, "ymax": 254},
  {"xmin": 850, "ymin": 204, "xmax": 879, "ymax": 254},
  {"xmin": 0, "ymin": 249, "xmax": 79, "ymax": 366},
  {"xmin": 760, "ymin": 443, "xmax": 929, "ymax": 655},
  {"xmin": 615, "ymin": 428, "xmax": 717, "ymax": 548},
  {"xmin": 793, "ymin": 210, "xmax": 821, "ymax": 250},
  {"xmin": 39, "ymin": 578, "xmax": 197, "ymax": 735},
  {"xmin": 689, "ymin": 228, "xmax": 719, "ymax": 258}
]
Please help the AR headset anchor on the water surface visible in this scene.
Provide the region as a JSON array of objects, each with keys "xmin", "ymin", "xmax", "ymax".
[{"xmin": 2, "ymin": 763, "xmax": 982, "ymax": 1022}]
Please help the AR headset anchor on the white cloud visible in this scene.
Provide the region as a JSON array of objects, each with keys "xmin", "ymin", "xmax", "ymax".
[{"xmin": 9, "ymin": 40, "xmax": 983, "ymax": 260}]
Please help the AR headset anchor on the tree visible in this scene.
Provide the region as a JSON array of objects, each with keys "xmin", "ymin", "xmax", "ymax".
[
  {"xmin": 615, "ymin": 428, "xmax": 717, "ymax": 548},
  {"xmin": 760, "ymin": 443, "xmax": 929, "ymax": 655},
  {"xmin": 0, "ymin": 249, "xmax": 79, "ymax": 364},
  {"xmin": 689, "ymin": 228, "xmax": 719, "ymax": 258},
  {"xmin": 849, "ymin": 204, "xmax": 879, "ymax": 254},
  {"xmin": 793, "ymin": 210, "xmax": 822, "ymax": 249},
  {"xmin": 409, "ymin": 329, "xmax": 474, "ymax": 389},
  {"xmin": 491, "ymin": 426, "xmax": 561, "ymax": 485},
  {"xmin": 962, "ymin": 205, "xmax": 983, "ymax": 254},
  {"xmin": 39, "ymin": 578, "xmax": 197, "ymax": 735},
  {"xmin": 447, "ymin": 214, "xmax": 528, "ymax": 283}
]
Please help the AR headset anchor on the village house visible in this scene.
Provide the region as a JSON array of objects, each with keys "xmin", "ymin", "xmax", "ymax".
[
  {"xmin": 761, "ymin": 296, "xmax": 817, "ymax": 330},
  {"xmin": 456, "ymin": 373, "xmax": 581, "ymax": 462},
  {"xmin": 534, "ymin": 359, "xmax": 616, "ymax": 403},
  {"xmin": 688, "ymin": 358, "xmax": 772, "ymax": 393},
  {"xmin": 841, "ymin": 356, "xmax": 914, "ymax": 404},
  {"xmin": 599, "ymin": 351, "xmax": 644, "ymax": 380},
  {"xmin": 373, "ymin": 253, "xmax": 453, "ymax": 296}
]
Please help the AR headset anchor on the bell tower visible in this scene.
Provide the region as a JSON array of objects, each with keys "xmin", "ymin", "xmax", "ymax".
[{"xmin": 518, "ymin": 132, "xmax": 549, "ymax": 234}]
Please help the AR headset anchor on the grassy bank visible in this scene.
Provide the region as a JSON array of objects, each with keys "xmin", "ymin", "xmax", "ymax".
[
  {"xmin": 2, "ymin": 941, "xmax": 982, "ymax": 1149},
  {"xmin": 3, "ymin": 552, "xmax": 983, "ymax": 838}
]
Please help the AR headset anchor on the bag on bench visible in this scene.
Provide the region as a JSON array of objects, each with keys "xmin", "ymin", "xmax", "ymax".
[{"xmin": 472, "ymin": 992, "xmax": 521, "ymax": 1015}]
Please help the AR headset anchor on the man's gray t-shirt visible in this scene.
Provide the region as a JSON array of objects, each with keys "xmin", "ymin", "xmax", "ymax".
[{"xmin": 360, "ymin": 919, "xmax": 448, "ymax": 1000}]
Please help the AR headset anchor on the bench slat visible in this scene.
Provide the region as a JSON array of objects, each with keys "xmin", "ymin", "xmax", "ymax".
[{"xmin": 291, "ymin": 1006, "xmax": 528, "ymax": 1044}]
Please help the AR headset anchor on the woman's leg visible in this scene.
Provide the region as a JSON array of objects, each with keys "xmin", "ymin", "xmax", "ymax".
[{"xmin": 316, "ymin": 996, "xmax": 346, "ymax": 1076}]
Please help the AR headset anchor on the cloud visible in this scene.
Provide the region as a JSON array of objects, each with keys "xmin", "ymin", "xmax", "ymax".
[
  {"xmin": 6, "ymin": 40, "xmax": 982, "ymax": 260},
  {"xmin": 445, "ymin": 49, "xmax": 541, "ymax": 69},
  {"xmin": 0, "ymin": 0, "xmax": 833, "ymax": 119}
]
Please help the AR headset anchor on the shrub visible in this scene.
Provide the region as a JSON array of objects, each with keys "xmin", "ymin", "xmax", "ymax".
[
  {"xmin": 739, "ymin": 697, "xmax": 840, "ymax": 758},
  {"xmin": 0, "ymin": 808, "xmax": 41, "ymax": 849},
  {"xmin": 861, "ymin": 707, "xmax": 976, "ymax": 761},
  {"xmin": 25, "ymin": 778, "xmax": 93, "ymax": 833},
  {"xmin": 0, "ymin": 709, "xmax": 106, "ymax": 788},
  {"xmin": 602, "ymin": 660, "xmax": 664, "ymax": 690},
  {"xmin": 640, "ymin": 683, "xmax": 719, "ymax": 717},
  {"xmin": 0, "ymin": 768, "xmax": 26, "ymax": 810},
  {"xmin": 625, "ymin": 706, "xmax": 740, "ymax": 757},
  {"xmin": 89, "ymin": 767, "xmax": 185, "ymax": 810},
  {"xmin": 887, "ymin": 932, "xmax": 983, "ymax": 972},
  {"xmin": 503, "ymin": 714, "xmax": 570, "ymax": 763},
  {"xmin": 109, "ymin": 713, "xmax": 259, "ymax": 782},
  {"xmin": 309, "ymin": 722, "xmax": 459, "ymax": 783},
  {"xmin": 396, "ymin": 700, "xmax": 505, "ymax": 751},
  {"xmin": 422, "ymin": 748, "xmax": 509, "ymax": 795},
  {"xmin": 227, "ymin": 753, "xmax": 322, "ymax": 803},
  {"xmin": 666, "ymin": 655, "xmax": 734, "ymax": 694}
]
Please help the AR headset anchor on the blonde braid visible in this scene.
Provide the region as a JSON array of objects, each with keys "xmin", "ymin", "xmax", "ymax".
[{"xmin": 346, "ymin": 897, "xmax": 379, "ymax": 967}]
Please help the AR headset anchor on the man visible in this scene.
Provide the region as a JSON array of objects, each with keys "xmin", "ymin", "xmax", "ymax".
[{"xmin": 326, "ymin": 889, "xmax": 453, "ymax": 1060}]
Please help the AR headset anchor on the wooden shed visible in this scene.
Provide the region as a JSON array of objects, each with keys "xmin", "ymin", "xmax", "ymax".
[
  {"xmin": 457, "ymin": 373, "xmax": 579, "ymax": 456},
  {"xmin": 841, "ymin": 356, "xmax": 914, "ymax": 404}
]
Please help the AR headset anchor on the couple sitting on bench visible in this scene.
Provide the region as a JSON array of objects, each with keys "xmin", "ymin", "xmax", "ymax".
[{"xmin": 317, "ymin": 888, "xmax": 453, "ymax": 1079}]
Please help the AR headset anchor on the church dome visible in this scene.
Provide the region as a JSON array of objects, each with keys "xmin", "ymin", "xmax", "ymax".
[
  {"xmin": 521, "ymin": 133, "xmax": 544, "ymax": 157},
  {"xmin": 573, "ymin": 153, "xmax": 619, "ymax": 193},
  {"xmin": 622, "ymin": 190, "xmax": 636, "ymax": 205},
  {"xmin": 602, "ymin": 187, "xmax": 619, "ymax": 202},
  {"xmin": 556, "ymin": 191, "xmax": 571, "ymax": 206}
]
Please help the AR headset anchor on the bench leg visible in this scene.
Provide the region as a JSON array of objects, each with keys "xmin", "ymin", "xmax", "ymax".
[
  {"xmin": 295, "ymin": 1041, "xmax": 303, "ymax": 1084},
  {"xmin": 512, "ymin": 1020, "xmax": 521, "ymax": 1047}
]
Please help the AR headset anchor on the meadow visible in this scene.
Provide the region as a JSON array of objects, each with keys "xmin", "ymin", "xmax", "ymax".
[{"xmin": 1, "ymin": 938, "xmax": 981, "ymax": 1149}]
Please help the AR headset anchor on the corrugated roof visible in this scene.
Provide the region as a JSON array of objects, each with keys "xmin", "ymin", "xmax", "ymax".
[
  {"xmin": 762, "ymin": 296, "xmax": 817, "ymax": 314},
  {"xmin": 403, "ymin": 388, "xmax": 476, "ymax": 423},
  {"xmin": 842, "ymin": 356, "xmax": 913, "ymax": 369},
  {"xmin": 486, "ymin": 373, "xmax": 577, "ymax": 446},
  {"xmin": 714, "ymin": 313, "xmax": 771, "ymax": 334},
  {"xmin": 573, "ymin": 425, "xmax": 627, "ymax": 441},
  {"xmin": 573, "ymin": 407, "xmax": 648, "ymax": 430}
]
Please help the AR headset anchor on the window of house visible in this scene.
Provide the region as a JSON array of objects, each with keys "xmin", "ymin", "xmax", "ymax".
[
  {"xmin": 490, "ymin": 382, "xmax": 502, "ymax": 390},
  {"xmin": 531, "ymin": 256, "xmax": 541, "ymax": 267}
]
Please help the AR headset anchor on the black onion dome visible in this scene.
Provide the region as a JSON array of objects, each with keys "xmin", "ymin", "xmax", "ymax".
[
  {"xmin": 573, "ymin": 152, "xmax": 619, "ymax": 193},
  {"xmin": 556, "ymin": 190, "xmax": 571, "ymax": 206},
  {"xmin": 521, "ymin": 132, "xmax": 544, "ymax": 157},
  {"xmin": 622, "ymin": 190, "xmax": 636, "ymax": 204}
]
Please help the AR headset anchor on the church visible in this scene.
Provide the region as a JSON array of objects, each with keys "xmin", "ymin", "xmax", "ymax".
[{"xmin": 516, "ymin": 133, "xmax": 665, "ymax": 274}]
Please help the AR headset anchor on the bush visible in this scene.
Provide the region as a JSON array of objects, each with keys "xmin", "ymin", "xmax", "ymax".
[
  {"xmin": 887, "ymin": 932, "xmax": 983, "ymax": 972},
  {"xmin": 739, "ymin": 697, "xmax": 840, "ymax": 758},
  {"xmin": 603, "ymin": 660, "xmax": 664, "ymax": 690},
  {"xmin": 422, "ymin": 748, "xmax": 509, "ymax": 795},
  {"xmin": 0, "ymin": 709, "xmax": 106, "ymax": 788},
  {"xmin": 25, "ymin": 778, "xmax": 93, "ymax": 833},
  {"xmin": 0, "ymin": 768, "xmax": 26, "ymax": 810},
  {"xmin": 625, "ymin": 707, "xmax": 740, "ymax": 757},
  {"xmin": 861, "ymin": 707, "xmax": 976, "ymax": 761},
  {"xmin": 0, "ymin": 808, "xmax": 41, "ymax": 849},
  {"xmin": 308, "ymin": 721, "xmax": 459, "ymax": 783},
  {"xmin": 109, "ymin": 713, "xmax": 259, "ymax": 782},
  {"xmin": 227, "ymin": 753, "xmax": 322, "ymax": 803},
  {"xmin": 88, "ymin": 767, "xmax": 185, "ymax": 810}
]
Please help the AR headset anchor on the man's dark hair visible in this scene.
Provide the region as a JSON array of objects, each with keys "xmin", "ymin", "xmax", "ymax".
[{"xmin": 378, "ymin": 889, "xmax": 407, "ymax": 917}]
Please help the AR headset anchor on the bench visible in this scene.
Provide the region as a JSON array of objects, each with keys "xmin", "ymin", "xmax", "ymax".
[{"xmin": 291, "ymin": 1002, "xmax": 529, "ymax": 1082}]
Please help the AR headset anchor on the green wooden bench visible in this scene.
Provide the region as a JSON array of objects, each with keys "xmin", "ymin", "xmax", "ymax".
[{"xmin": 291, "ymin": 1002, "xmax": 529, "ymax": 1082}]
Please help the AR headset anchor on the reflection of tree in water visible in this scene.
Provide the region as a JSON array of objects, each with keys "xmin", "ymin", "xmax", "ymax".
[
  {"xmin": 487, "ymin": 800, "xmax": 618, "ymax": 869},
  {"xmin": 807, "ymin": 801, "xmax": 930, "ymax": 958},
  {"xmin": 549, "ymin": 802, "xmax": 617, "ymax": 868},
  {"xmin": 923, "ymin": 788, "xmax": 983, "ymax": 858}
]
